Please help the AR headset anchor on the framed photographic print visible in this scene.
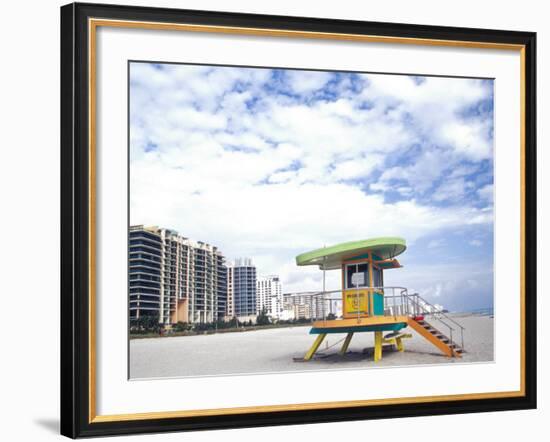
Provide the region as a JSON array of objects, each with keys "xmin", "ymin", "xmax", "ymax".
[{"xmin": 60, "ymin": 2, "xmax": 537, "ymax": 438}]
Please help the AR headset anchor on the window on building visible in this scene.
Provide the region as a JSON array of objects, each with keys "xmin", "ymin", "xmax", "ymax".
[
  {"xmin": 346, "ymin": 263, "xmax": 369, "ymax": 289},
  {"xmin": 372, "ymin": 267, "xmax": 383, "ymax": 288}
]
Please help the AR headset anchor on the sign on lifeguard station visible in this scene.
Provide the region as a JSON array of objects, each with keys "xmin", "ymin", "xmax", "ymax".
[{"xmin": 295, "ymin": 238, "xmax": 466, "ymax": 362}]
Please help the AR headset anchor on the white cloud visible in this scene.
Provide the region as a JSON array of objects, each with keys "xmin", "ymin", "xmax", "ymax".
[
  {"xmin": 377, "ymin": 149, "xmax": 452, "ymax": 194},
  {"xmin": 386, "ymin": 260, "xmax": 493, "ymax": 311},
  {"xmin": 478, "ymin": 183, "xmax": 494, "ymax": 203},
  {"xmin": 330, "ymin": 155, "xmax": 383, "ymax": 181},
  {"xmin": 129, "ymin": 64, "xmax": 494, "ymax": 297},
  {"xmin": 286, "ymin": 70, "xmax": 331, "ymax": 94},
  {"xmin": 432, "ymin": 177, "xmax": 473, "ymax": 202},
  {"xmin": 131, "ymin": 161, "xmax": 492, "ymax": 293},
  {"xmin": 363, "ymin": 75, "xmax": 493, "ymax": 161}
]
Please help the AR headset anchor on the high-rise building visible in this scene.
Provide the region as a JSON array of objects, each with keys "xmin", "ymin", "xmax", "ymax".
[
  {"xmin": 256, "ymin": 275, "xmax": 283, "ymax": 319},
  {"xmin": 129, "ymin": 225, "xmax": 227, "ymax": 325},
  {"xmin": 227, "ymin": 258, "xmax": 257, "ymax": 320},
  {"xmin": 129, "ymin": 226, "xmax": 163, "ymax": 321}
]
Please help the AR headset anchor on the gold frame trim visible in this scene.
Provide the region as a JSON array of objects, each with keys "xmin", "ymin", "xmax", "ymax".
[{"xmin": 88, "ymin": 18, "xmax": 527, "ymax": 424}]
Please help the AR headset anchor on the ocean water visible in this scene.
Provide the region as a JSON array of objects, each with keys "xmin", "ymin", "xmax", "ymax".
[{"xmin": 466, "ymin": 307, "xmax": 494, "ymax": 316}]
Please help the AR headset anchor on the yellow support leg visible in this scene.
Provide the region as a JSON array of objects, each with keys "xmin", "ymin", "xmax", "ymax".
[
  {"xmin": 374, "ymin": 331, "xmax": 383, "ymax": 362},
  {"xmin": 340, "ymin": 333, "xmax": 354, "ymax": 355},
  {"xmin": 304, "ymin": 334, "xmax": 326, "ymax": 361},
  {"xmin": 396, "ymin": 337, "xmax": 404, "ymax": 352},
  {"xmin": 382, "ymin": 333, "xmax": 411, "ymax": 352}
]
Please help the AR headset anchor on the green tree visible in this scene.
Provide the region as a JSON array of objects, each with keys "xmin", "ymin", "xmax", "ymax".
[
  {"xmin": 226, "ymin": 317, "xmax": 239, "ymax": 328},
  {"xmin": 130, "ymin": 313, "xmax": 160, "ymax": 334},
  {"xmin": 173, "ymin": 321, "xmax": 189, "ymax": 332},
  {"xmin": 256, "ymin": 308, "xmax": 271, "ymax": 326}
]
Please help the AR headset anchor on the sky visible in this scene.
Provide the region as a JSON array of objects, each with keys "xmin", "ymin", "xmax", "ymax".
[{"xmin": 129, "ymin": 62, "xmax": 494, "ymax": 312}]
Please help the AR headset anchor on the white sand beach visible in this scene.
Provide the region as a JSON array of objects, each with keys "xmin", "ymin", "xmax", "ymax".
[{"xmin": 129, "ymin": 313, "xmax": 493, "ymax": 379}]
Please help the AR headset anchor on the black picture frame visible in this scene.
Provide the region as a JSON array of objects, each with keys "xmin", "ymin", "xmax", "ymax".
[{"xmin": 60, "ymin": 2, "xmax": 537, "ymax": 438}]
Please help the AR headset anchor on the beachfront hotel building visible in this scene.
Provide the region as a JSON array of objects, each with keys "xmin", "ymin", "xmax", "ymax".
[
  {"xmin": 256, "ymin": 275, "xmax": 283, "ymax": 319},
  {"xmin": 227, "ymin": 258, "xmax": 257, "ymax": 321},
  {"xmin": 282, "ymin": 293, "xmax": 328, "ymax": 320},
  {"xmin": 129, "ymin": 225, "xmax": 228, "ymax": 325}
]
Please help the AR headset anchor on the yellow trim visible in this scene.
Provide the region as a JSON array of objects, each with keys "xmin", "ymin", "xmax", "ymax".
[
  {"xmin": 90, "ymin": 18, "xmax": 524, "ymax": 50},
  {"xmin": 91, "ymin": 390, "xmax": 526, "ymax": 423},
  {"xmin": 87, "ymin": 17, "xmax": 528, "ymax": 423},
  {"xmin": 313, "ymin": 316, "xmax": 409, "ymax": 329}
]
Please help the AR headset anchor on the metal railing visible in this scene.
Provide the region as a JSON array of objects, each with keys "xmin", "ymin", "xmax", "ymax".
[
  {"xmin": 395, "ymin": 291, "xmax": 465, "ymax": 351},
  {"xmin": 286, "ymin": 286, "xmax": 465, "ymax": 350}
]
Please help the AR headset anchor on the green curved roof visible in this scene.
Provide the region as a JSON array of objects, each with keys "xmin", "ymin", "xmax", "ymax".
[{"xmin": 296, "ymin": 237, "xmax": 406, "ymax": 270}]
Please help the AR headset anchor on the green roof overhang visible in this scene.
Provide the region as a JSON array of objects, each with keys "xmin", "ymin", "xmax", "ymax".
[{"xmin": 296, "ymin": 237, "xmax": 406, "ymax": 270}]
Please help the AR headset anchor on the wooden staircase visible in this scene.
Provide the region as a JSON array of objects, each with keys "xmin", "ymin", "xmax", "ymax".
[{"xmin": 407, "ymin": 317, "xmax": 464, "ymax": 357}]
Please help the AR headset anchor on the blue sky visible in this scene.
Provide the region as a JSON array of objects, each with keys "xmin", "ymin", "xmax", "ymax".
[{"xmin": 130, "ymin": 62, "xmax": 494, "ymax": 312}]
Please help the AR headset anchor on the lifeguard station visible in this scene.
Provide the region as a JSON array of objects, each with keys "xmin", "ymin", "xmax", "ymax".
[{"xmin": 295, "ymin": 238, "xmax": 465, "ymax": 362}]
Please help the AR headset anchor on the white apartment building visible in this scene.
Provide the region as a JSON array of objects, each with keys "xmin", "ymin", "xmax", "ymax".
[
  {"xmin": 129, "ymin": 225, "xmax": 228, "ymax": 325},
  {"xmin": 256, "ymin": 275, "xmax": 283, "ymax": 319},
  {"xmin": 282, "ymin": 293, "xmax": 328, "ymax": 320}
]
